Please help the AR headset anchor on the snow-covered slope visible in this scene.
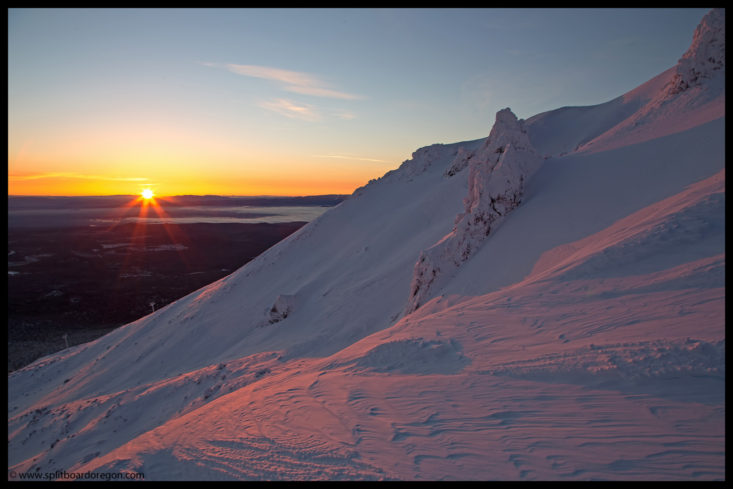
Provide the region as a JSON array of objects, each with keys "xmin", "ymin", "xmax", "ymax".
[{"xmin": 8, "ymin": 9, "xmax": 725, "ymax": 481}]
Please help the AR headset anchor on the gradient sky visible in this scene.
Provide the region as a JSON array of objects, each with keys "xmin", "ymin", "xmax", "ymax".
[{"xmin": 8, "ymin": 8, "xmax": 710, "ymax": 196}]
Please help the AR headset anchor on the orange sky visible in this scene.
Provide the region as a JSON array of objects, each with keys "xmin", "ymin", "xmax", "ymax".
[
  {"xmin": 7, "ymin": 171, "xmax": 371, "ymax": 197},
  {"xmin": 7, "ymin": 141, "xmax": 384, "ymax": 196},
  {"xmin": 7, "ymin": 111, "xmax": 394, "ymax": 196},
  {"xmin": 9, "ymin": 9, "xmax": 707, "ymax": 197}
]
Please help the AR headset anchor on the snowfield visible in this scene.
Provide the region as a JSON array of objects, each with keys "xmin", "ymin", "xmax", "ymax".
[{"xmin": 8, "ymin": 9, "xmax": 724, "ymax": 480}]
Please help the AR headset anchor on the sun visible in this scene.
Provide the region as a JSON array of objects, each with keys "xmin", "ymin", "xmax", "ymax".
[{"xmin": 141, "ymin": 188, "xmax": 154, "ymax": 200}]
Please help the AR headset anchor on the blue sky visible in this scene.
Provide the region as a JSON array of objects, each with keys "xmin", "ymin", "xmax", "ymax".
[{"xmin": 8, "ymin": 8, "xmax": 710, "ymax": 196}]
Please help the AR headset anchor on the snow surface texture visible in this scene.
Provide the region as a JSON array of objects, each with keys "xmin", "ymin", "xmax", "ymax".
[{"xmin": 8, "ymin": 9, "xmax": 725, "ymax": 481}]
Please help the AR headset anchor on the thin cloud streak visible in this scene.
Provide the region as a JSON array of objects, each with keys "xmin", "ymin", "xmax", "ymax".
[
  {"xmin": 224, "ymin": 64, "xmax": 317, "ymax": 86},
  {"xmin": 332, "ymin": 109, "xmax": 357, "ymax": 120},
  {"xmin": 205, "ymin": 62, "xmax": 363, "ymax": 100},
  {"xmin": 313, "ymin": 154, "xmax": 389, "ymax": 163},
  {"xmin": 285, "ymin": 85, "xmax": 362, "ymax": 100},
  {"xmin": 9, "ymin": 173, "xmax": 149, "ymax": 182},
  {"xmin": 258, "ymin": 98, "xmax": 321, "ymax": 121}
]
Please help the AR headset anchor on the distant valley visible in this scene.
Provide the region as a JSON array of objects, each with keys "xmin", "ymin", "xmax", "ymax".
[{"xmin": 7, "ymin": 195, "xmax": 345, "ymax": 371}]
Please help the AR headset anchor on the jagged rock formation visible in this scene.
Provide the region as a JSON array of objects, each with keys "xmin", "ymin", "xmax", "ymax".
[
  {"xmin": 444, "ymin": 147, "xmax": 472, "ymax": 177},
  {"xmin": 406, "ymin": 108, "xmax": 543, "ymax": 313},
  {"xmin": 666, "ymin": 8, "xmax": 725, "ymax": 96}
]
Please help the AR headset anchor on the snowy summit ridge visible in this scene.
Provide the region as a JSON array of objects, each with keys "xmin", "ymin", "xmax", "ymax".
[
  {"xmin": 570, "ymin": 8, "xmax": 725, "ymax": 154},
  {"xmin": 407, "ymin": 108, "xmax": 542, "ymax": 313}
]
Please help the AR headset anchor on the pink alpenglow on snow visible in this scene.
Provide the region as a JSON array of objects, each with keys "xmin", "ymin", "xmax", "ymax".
[{"xmin": 7, "ymin": 8, "xmax": 725, "ymax": 481}]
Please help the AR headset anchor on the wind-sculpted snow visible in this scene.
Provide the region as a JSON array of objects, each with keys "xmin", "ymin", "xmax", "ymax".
[
  {"xmin": 406, "ymin": 108, "xmax": 543, "ymax": 313},
  {"xmin": 348, "ymin": 338, "xmax": 470, "ymax": 375},
  {"xmin": 559, "ymin": 193, "xmax": 724, "ymax": 280},
  {"xmin": 527, "ymin": 168, "xmax": 726, "ymax": 284},
  {"xmin": 488, "ymin": 338, "xmax": 725, "ymax": 385}
]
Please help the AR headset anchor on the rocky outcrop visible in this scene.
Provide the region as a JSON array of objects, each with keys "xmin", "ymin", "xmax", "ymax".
[
  {"xmin": 405, "ymin": 108, "xmax": 543, "ymax": 314},
  {"xmin": 268, "ymin": 294, "xmax": 296, "ymax": 324},
  {"xmin": 665, "ymin": 8, "xmax": 725, "ymax": 96},
  {"xmin": 444, "ymin": 147, "xmax": 473, "ymax": 177}
]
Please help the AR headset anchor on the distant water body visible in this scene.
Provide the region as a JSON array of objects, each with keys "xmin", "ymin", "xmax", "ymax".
[{"xmin": 8, "ymin": 195, "xmax": 346, "ymax": 229}]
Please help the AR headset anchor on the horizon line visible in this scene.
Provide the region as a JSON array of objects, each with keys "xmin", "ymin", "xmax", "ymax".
[{"xmin": 8, "ymin": 193, "xmax": 351, "ymax": 198}]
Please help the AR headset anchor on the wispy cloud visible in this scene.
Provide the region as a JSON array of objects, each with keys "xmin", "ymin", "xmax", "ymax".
[
  {"xmin": 9, "ymin": 172, "xmax": 148, "ymax": 182},
  {"xmin": 332, "ymin": 109, "xmax": 357, "ymax": 120},
  {"xmin": 312, "ymin": 154, "xmax": 388, "ymax": 163},
  {"xmin": 258, "ymin": 99, "xmax": 321, "ymax": 122},
  {"xmin": 204, "ymin": 62, "xmax": 363, "ymax": 100}
]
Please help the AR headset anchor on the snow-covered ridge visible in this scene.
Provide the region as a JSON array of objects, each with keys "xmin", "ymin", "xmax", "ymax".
[
  {"xmin": 575, "ymin": 8, "xmax": 725, "ymax": 154},
  {"xmin": 405, "ymin": 108, "xmax": 543, "ymax": 313},
  {"xmin": 353, "ymin": 140, "xmax": 481, "ymax": 197}
]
